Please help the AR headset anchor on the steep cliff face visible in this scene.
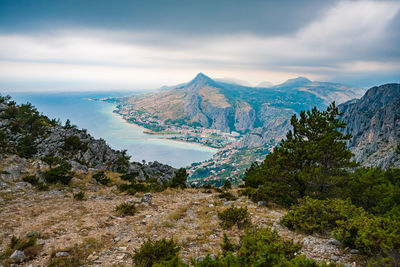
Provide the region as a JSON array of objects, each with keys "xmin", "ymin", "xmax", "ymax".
[
  {"xmin": 234, "ymin": 101, "xmax": 256, "ymax": 132},
  {"xmin": 339, "ymin": 83, "xmax": 400, "ymax": 168}
]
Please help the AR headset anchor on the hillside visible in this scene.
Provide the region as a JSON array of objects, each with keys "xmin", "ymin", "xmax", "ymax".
[
  {"xmin": 0, "ymin": 95, "xmax": 367, "ymax": 266},
  {"xmin": 0, "ymin": 95, "xmax": 177, "ymax": 186},
  {"xmin": 339, "ymin": 83, "xmax": 400, "ymax": 168},
  {"xmin": 110, "ymin": 73, "xmax": 363, "ymax": 135}
]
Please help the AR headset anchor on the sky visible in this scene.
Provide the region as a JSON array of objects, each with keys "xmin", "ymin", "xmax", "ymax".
[{"xmin": 0, "ymin": 0, "xmax": 399, "ymax": 92}]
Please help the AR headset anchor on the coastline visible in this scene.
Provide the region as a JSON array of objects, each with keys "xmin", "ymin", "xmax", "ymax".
[{"xmin": 109, "ymin": 106, "xmax": 219, "ymax": 152}]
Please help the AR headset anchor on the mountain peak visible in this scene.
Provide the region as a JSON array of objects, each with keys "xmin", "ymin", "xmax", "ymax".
[
  {"xmin": 188, "ymin": 73, "xmax": 215, "ymax": 87},
  {"xmin": 277, "ymin": 76, "xmax": 312, "ymax": 88}
]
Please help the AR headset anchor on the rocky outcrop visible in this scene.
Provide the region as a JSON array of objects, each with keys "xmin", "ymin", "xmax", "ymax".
[
  {"xmin": 0, "ymin": 99, "xmax": 177, "ymax": 183},
  {"xmin": 234, "ymin": 102, "xmax": 256, "ymax": 132},
  {"xmin": 339, "ymin": 83, "xmax": 400, "ymax": 168}
]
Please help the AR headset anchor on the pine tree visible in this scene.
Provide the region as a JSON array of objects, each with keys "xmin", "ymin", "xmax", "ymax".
[{"xmin": 244, "ymin": 102, "xmax": 357, "ymax": 206}]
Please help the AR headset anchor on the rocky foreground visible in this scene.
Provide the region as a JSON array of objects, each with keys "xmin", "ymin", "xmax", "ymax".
[{"xmin": 0, "ymin": 157, "xmax": 366, "ymax": 266}]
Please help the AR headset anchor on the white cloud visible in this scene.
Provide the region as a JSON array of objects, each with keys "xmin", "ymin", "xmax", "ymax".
[{"xmin": 0, "ymin": 0, "xmax": 399, "ymax": 91}]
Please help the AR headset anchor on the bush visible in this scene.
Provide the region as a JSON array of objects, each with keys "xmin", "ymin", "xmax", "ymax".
[
  {"xmin": 126, "ymin": 187, "xmax": 136, "ymax": 195},
  {"xmin": 44, "ymin": 162, "xmax": 74, "ymax": 184},
  {"xmin": 22, "ymin": 175, "xmax": 39, "ymax": 185},
  {"xmin": 63, "ymin": 135, "xmax": 86, "ymax": 151},
  {"xmin": 281, "ymin": 197, "xmax": 400, "ymax": 265},
  {"xmin": 192, "ymin": 227, "xmax": 331, "ymax": 267},
  {"xmin": 92, "ymin": 171, "xmax": 111, "ymax": 186},
  {"xmin": 115, "ymin": 202, "xmax": 137, "ymax": 217},
  {"xmin": 334, "ymin": 212, "xmax": 400, "ymax": 260},
  {"xmin": 114, "ymin": 150, "xmax": 131, "ymax": 173},
  {"xmin": 41, "ymin": 155, "xmax": 60, "ymax": 167},
  {"xmin": 132, "ymin": 238, "xmax": 181, "ymax": 267},
  {"xmin": 223, "ymin": 180, "xmax": 232, "ymax": 190},
  {"xmin": 247, "ymin": 186, "xmax": 270, "ymax": 203},
  {"xmin": 73, "ymin": 191, "xmax": 85, "ymax": 200},
  {"xmin": 218, "ymin": 206, "xmax": 250, "ymax": 229},
  {"xmin": 16, "ymin": 135, "xmax": 37, "ymax": 158},
  {"xmin": 0, "ymin": 236, "xmax": 42, "ymax": 263},
  {"xmin": 281, "ymin": 197, "xmax": 367, "ymax": 234},
  {"xmin": 218, "ymin": 192, "xmax": 238, "ymax": 201},
  {"xmin": 36, "ymin": 182, "xmax": 49, "ymax": 191},
  {"xmin": 169, "ymin": 168, "xmax": 188, "ymax": 188},
  {"xmin": 336, "ymin": 167, "xmax": 400, "ymax": 215},
  {"xmin": 221, "ymin": 233, "xmax": 235, "ymax": 256},
  {"xmin": 48, "ymin": 245, "xmax": 87, "ymax": 267}
]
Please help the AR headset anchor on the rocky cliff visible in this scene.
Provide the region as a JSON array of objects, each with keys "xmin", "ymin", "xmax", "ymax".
[{"xmin": 338, "ymin": 83, "xmax": 400, "ymax": 168}]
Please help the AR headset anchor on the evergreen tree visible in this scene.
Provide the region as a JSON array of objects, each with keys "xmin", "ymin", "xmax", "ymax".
[{"xmin": 244, "ymin": 102, "xmax": 357, "ymax": 206}]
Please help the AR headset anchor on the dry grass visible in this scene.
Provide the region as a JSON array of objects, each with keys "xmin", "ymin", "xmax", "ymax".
[{"xmin": 0, "ymin": 166, "xmax": 364, "ymax": 267}]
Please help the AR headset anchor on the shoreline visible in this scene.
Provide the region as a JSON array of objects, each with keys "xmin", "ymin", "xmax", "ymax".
[{"xmin": 109, "ymin": 107, "xmax": 219, "ymax": 152}]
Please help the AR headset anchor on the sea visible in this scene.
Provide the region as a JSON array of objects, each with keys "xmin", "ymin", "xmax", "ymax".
[{"xmin": 4, "ymin": 91, "xmax": 216, "ymax": 168}]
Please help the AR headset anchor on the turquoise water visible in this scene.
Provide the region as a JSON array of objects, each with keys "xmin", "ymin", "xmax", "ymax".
[{"xmin": 4, "ymin": 91, "xmax": 216, "ymax": 167}]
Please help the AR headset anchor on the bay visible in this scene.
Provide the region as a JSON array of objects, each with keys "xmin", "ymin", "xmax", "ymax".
[{"xmin": 4, "ymin": 91, "xmax": 216, "ymax": 168}]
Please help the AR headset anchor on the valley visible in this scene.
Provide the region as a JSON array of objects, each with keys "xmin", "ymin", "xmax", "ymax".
[{"xmin": 101, "ymin": 73, "xmax": 365, "ymax": 185}]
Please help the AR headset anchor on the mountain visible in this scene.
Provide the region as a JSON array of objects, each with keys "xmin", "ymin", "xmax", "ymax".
[
  {"xmin": 112, "ymin": 73, "xmax": 363, "ymax": 137},
  {"xmin": 256, "ymin": 81, "xmax": 274, "ymax": 87},
  {"xmin": 338, "ymin": 83, "xmax": 400, "ymax": 168}
]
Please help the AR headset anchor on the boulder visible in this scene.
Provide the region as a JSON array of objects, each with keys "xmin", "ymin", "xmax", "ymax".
[{"xmin": 10, "ymin": 250, "xmax": 25, "ymax": 262}]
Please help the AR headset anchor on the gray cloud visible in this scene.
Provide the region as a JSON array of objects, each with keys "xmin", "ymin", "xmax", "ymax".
[{"xmin": 0, "ymin": 0, "xmax": 399, "ymax": 91}]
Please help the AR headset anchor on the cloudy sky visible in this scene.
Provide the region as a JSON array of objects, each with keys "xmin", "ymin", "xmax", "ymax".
[{"xmin": 0, "ymin": 0, "xmax": 399, "ymax": 91}]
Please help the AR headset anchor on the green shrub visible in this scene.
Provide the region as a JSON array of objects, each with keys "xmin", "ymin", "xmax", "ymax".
[
  {"xmin": 223, "ymin": 180, "xmax": 232, "ymax": 190},
  {"xmin": 115, "ymin": 202, "xmax": 137, "ymax": 217},
  {"xmin": 120, "ymin": 172, "xmax": 138, "ymax": 182},
  {"xmin": 126, "ymin": 187, "xmax": 136, "ymax": 195},
  {"xmin": 192, "ymin": 227, "xmax": 331, "ymax": 267},
  {"xmin": 218, "ymin": 192, "xmax": 238, "ymax": 201},
  {"xmin": 44, "ymin": 162, "xmax": 74, "ymax": 184},
  {"xmin": 63, "ymin": 135, "xmax": 86, "ymax": 151},
  {"xmin": 114, "ymin": 150, "xmax": 131, "ymax": 173},
  {"xmin": 221, "ymin": 233, "xmax": 235, "ymax": 256},
  {"xmin": 282, "ymin": 197, "xmax": 400, "ymax": 265},
  {"xmin": 153, "ymin": 256, "xmax": 188, "ymax": 267},
  {"xmin": 334, "ymin": 212, "xmax": 400, "ymax": 259},
  {"xmin": 247, "ymin": 186, "xmax": 270, "ymax": 203},
  {"xmin": 16, "ymin": 135, "xmax": 37, "ymax": 158},
  {"xmin": 41, "ymin": 155, "xmax": 60, "ymax": 167},
  {"xmin": 132, "ymin": 238, "xmax": 181, "ymax": 267},
  {"xmin": 92, "ymin": 171, "xmax": 111, "ymax": 186},
  {"xmin": 281, "ymin": 197, "xmax": 367, "ymax": 234},
  {"xmin": 337, "ymin": 167, "xmax": 400, "ymax": 215},
  {"xmin": 218, "ymin": 206, "xmax": 250, "ymax": 230},
  {"xmin": 169, "ymin": 168, "xmax": 188, "ymax": 188},
  {"xmin": 73, "ymin": 191, "xmax": 85, "ymax": 200},
  {"xmin": 0, "ymin": 130, "xmax": 8, "ymax": 153},
  {"xmin": 22, "ymin": 175, "xmax": 39, "ymax": 185},
  {"xmin": 0, "ymin": 236, "xmax": 42, "ymax": 263},
  {"xmin": 48, "ymin": 245, "xmax": 86, "ymax": 267},
  {"xmin": 36, "ymin": 182, "xmax": 49, "ymax": 191}
]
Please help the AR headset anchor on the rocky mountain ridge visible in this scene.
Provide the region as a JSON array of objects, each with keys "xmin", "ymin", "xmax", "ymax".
[
  {"xmin": 111, "ymin": 73, "xmax": 364, "ymax": 136},
  {"xmin": 338, "ymin": 83, "xmax": 400, "ymax": 168}
]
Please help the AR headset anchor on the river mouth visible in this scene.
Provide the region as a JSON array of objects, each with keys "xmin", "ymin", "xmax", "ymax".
[{"xmin": 6, "ymin": 91, "xmax": 216, "ymax": 168}]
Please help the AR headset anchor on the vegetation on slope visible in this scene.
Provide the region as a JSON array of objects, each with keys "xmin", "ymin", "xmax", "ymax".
[{"xmin": 242, "ymin": 102, "xmax": 400, "ymax": 265}]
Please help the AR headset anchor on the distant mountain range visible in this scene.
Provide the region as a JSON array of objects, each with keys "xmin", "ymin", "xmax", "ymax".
[{"xmin": 113, "ymin": 73, "xmax": 364, "ymax": 138}]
